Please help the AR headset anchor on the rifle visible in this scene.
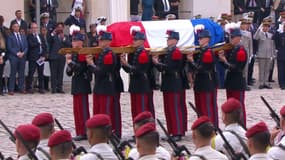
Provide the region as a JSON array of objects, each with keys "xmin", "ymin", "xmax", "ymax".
[
  {"xmin": 260, "ymin": 96, "xmax": 280, "ymax": 128},
  {"xmin": 216, "ymin": 127, "xmax": 247, "ymax": 160},
  {"xmin": 156, "ymin": 119, "xmax": 191, "ymax": 157},
  {"xmin": 109, "ymin": 133, "xmax": 126, "ymax": 160},
  {"xmin": 54, "ymin": 118, "xmax": 87, "ymax": 155},
  {"xmin": 188, "ymin": 101, "xmax": 200, "ymax": 117},
  {"xmin": 15, "ymin": 131, "xmax": 39, "ymax": 160},
  {"xmin": 0, "ymin": 120, "xmax": 16, "ymax": 143}
]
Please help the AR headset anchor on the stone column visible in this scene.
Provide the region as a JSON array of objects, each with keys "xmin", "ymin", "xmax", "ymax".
[{"xmin": 109, "ymin": 0, "xmax": 129, "ymax": 23}]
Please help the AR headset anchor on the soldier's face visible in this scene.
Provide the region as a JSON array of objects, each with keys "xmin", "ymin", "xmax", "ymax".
[
  {"xmin": 262, "ymin": 25, "xmax": 269, "ymax": 32},
  {"xmin": 167, "ymin": 38, "xmax": 177, "ymax": 47},
  {"xmin": 133, "ymin": 39, "xmax": 144, "ymax": 47},
  {"xmin": 198, "ymin": 37, "xmax": 210, "ymax": 46},
  {"xmin": 72, "ymin": 40, "xmax": 83, "ymax": 48},
  {"xmin": 231, "ymin": 36, "xmax": 241, "ymax": 45}
]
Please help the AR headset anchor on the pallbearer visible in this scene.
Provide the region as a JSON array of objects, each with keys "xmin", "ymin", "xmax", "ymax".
[
  {"xmin": 120, "ymin": 26, "xmax": 155, "ymax": 122},
  {"xmin": 187, "ymin": 24, "xmax": 218, "ymax": 127},
  {"xmin": 86, "ymin": 25, "xmax": 122, "ymax": 138},
  {"xmin": 152, "ymin": 30, "xmax": 186, "ymax": 141},
  {"xmin": 218, "ymin": 23, "xmax": 248, "ymax": 127},
  {"xmin": 65, "ymin": 25, "xmax": 92, "ymax": 141}
]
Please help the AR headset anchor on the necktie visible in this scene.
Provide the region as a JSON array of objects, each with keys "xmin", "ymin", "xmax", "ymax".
[
  {"xmin": 162, "ymin": 0, "xmax": 170, "ymax": 12},
  {"xmin": 265, "ymin": 32, "xmax": 268, "ymax": 38},
  {"xmin": 17, "ymin": 33, "xmax": 23, "ymax": 52},
  {"xmin": 251, "ymin": 0, "xmax": 256, "ymax": 7},
  {"xmin": 36, "ymin": 34, "xmax": 42, "ymax": 54}
]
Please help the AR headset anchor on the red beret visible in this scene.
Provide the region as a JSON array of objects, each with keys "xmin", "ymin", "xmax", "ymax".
[
  {"xmin": 221, "ymin": 98, "xmax": 242, "ymax": 113},
  {"xmin": 134, "ymin": 111, "xmax": 153, "ymax": 124},
  {"xmin": 32, "ymin": 113, "xmax": 54, "ymax": 127},
  {"xmin": 191, "ymin": 116, "xmax": 210, "ymax": 130},
  {"xmin": 246, "ymin": 122, "xmax": 269, "ymax": 138},
  {"xmin": 14, "ymin": 124, "xmax": 40, "ymax": 142},
  {"xmin": 280, "ymin": 106, "xmax": 285, "ymax": 116},
  {"xmin": 48, "ymin": 130, "xmax": 72, "ymax": 147},
  {"xmin": 86, "ymin": 114, "xmax": 111, "ymax": 128},
  {"xmin": 135, "ymin": 122, "xmax": 156, "ymax": 137}
]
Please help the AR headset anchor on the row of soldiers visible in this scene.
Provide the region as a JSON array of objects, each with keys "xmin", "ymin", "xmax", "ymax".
[{"xmin": 2, "ymin": 98, "xmax": 285, "ymax": 160}]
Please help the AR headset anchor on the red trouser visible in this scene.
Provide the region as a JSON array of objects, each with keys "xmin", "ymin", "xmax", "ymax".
[
  {"xmin": 93, "ymin": 93, "xmax": 122, "ymax": 137},
  {"xmin": 163, "ymin": 92, "xmax": 184, "ymax": 136},
  {"xmin": 226, "ymin": 90, "xmax": 246, "ymax": 127},
  {"xmin": 194, "ymin": 90, "xmax": 219, "ymax": 127},
  {"xmin": 73, "ymin": 94, "xmax": 90, "ymax": 136},
  {"xmin": 180, "ymin": 90, "xmax": 188, "ymax": 133},
  {"xmin": 130, "ymin": 92, "xmax": 155, "ymax": 121}
]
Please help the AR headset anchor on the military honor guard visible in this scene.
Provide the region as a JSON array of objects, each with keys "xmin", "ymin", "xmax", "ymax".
[
  {"xmin": 190, "ymin": 116, "xmax": 228, "ymax": 160},
  {"xmin": 48, "ymin": 130, "xmax": 73, "ymax": 160},
  {"xmin": 187, "ymin": 24, "xmax": 218, "ymax": 127},
  {"xmin": 14, "ymin": 124, "xmax": 40, "ymax": 160},
  {"xmin": 246, "ymin": 122, "xmax": 270, "ymax": 160},
  {"xmin": 120, "ymin": 26, "xmax": 155, "ymax": 122},
  {"xmin": 152, "ymin": 30, "xmax": 187, "ymax": 141},
  {"xmin": 218, "ymin": 23, "xmax": 248, "ymax": 127},
  {"xmin": 128, "ymin": 111, "xmax": 171, "ymax": 160},
  {"xmin": 32, "ymin": 113, "xmax": 55, "ymax": 160},
  {"xmin": 212, "ymin": 98, "xmax": 249, "ymax": 159},
  {"xmin": 267, "ymin": 105, "xmax": 285, "ymax": 159},
  {"xmin": 254, "ymin": 19, "xmax": 275, "ymax": 89},
  {"xmin": 273, "ymin": 22, "xmax": 285, "ymax": 90},
  {"xmin": 86, "ymin": 25, "xmax": 122, "ymax": 137},
  {"xmin": 66, "ymin": 25, "xmax": 92, "ymax": 141},
  {"xmin": 135, "ymin": 123, "xmax": 159, "ymax": 160},
  {"xmin": 80, "ymin": 114, "xmax": 118, "ymax": 160}
]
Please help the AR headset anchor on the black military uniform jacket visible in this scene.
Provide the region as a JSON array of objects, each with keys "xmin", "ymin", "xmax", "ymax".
[
  {"xmin": 66, "ymin": 54, "xmax": 92, "ymax": 95},
  {"xmin": 155, "ymin": 46, "xmax": 184, "ymax": 92},
  {"xmin": 273, "ymin": 31, "xmax": 285, "ymax": 61},
  {"xmin": 223, "ymin": 45, "xmax": 247, "ymax": 90},
  {"xmin": 189, "ymin": 47, "xmax": 216, "ymax": 92},
  {"xmin": 122, "ymin": 47, "xmax": 152, "ymax": 93},
  {"xmin": 88, "ymin": 48, "xmax": 117, "ymax": 95},
  {"xmin": 114, "ymin": 55, "xmax": 124, "ymax": 93}
]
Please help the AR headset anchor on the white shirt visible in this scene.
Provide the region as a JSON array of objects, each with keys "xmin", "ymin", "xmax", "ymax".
[
  {"xmin": 214, "ymin": 123, "xmax": 248, "ymax": 159},
  {"xmin": 138, "ymin": 154, "xmax": 159, "ymax": 160},
  {"xmin": 189, "ymin": 146, "xmax": 228, "ymax": 160},
  {"xmin": 267, "ymin": 136, "xmax": 285, "ymax": 160},
  {"xmin": 18, "ymin": 154, "xmax": 31, "ymax": 160},
  {"xmin": 35, "ymin": 139, "xmax": 50, "ymax": 160},
  {"xmin": 80, "ymin": 143, "xmax": 118, "ymax": 160},
  {"xmin": 128, "ymin": 146, "xmax": 171, "ymax": 160},
  {"xmin": 249, "ymin": 153, "xmax": 269, "ymax": 160}
]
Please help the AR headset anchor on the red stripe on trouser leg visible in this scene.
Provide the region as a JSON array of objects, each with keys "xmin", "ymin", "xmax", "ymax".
[
  {"xmin": 180, "ymin": 90, "xmax": 188, "ymax": 134},
  {"xmin": 226, "ymin": 90, "xmax": 246, "ymax": 127},
  {"xmin": 73, "ymin": 94, "xmax": 90, "ymax": 136},
  {"xmin": 93, "ymin": 94, "xmax": 100, "ymax": 115},
  {"xmin": 194, "ymin": 91, "xmax": 219, "ymax": 127},
  {"xmin": 130, "ymin": 93, "xmax": 154, "ymax": 121},
  {"xmin": 163, "ymin": 92, "xmax": 184, "ymax": 136}
]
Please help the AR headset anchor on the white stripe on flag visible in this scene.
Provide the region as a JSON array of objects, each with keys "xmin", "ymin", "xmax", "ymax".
[{"xmin": 141, "ymin": 20, "xmax": 195, "ymax": 49}]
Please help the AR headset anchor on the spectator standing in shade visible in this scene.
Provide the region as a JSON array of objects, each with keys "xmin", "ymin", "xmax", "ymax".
[
  {"xmin": 40, "ymin": 26, "xmax": 51, "ymax": 92},
  {"xmin": 64, "ymin": 8, "xmax": 86, "ymax": 31},
  {"xmin": 40, "ymin": 12, "xmax": 56, "ymax": 35},
  {"xmin": 142, "ymin": 0, "xmax": 154, "ymax": 21},
  {"xmin": 260, "ymin": 0, "xmax": 273, "ymax": 20},
  {"xmin": 40, "ymin": 0, "xmax": 59, "ymax": 22},
  {"xmin": 130, "ymin": 0, "xmax": 140, "ymax": 21},
  {"xmin": 87, "ymin": 24, "xmax": 98, "ymax": 47},
  {"xmin": 154, "ymin": 0, "xmax": 170, "ymax": 19},
  {"xmin": 169, "ymin": 0, "xmax": 179, "ymax": 19},
  {"xmin": 246, "ymin": 0, "xmax": 262, "ymax": 24},
  {"xmin": 0, "ymin": 27, "xmax": 6, "ymax": 96},
  {"xmin": 10, "ymin": 10, "xmax": 28, "ymax": 34},
  {"xmin": 6, "ymin": 22, "xmax": 28, "ymax": 95},
  {"xmin": 71, "ymin": 0, "xmax": 85, "ymax": 17},
  {"xmin": 233, "ymin": 0, "xmax": 246, "ymax": 21},
  {"xmin": 29, "ymin": 0, "xmax": 36, "ymax": 22}
]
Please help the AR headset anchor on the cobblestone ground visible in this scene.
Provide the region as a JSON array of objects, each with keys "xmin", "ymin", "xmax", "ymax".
[{"xmin": 0, "ymin": 67, "xmax": 284, "ymax": 158}]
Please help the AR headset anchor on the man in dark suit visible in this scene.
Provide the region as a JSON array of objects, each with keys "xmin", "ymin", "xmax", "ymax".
[
  {"xmin": 26, "ymin": 23, "xmax": 47, "ymax": 94},
  {"xmin": 64, "ymin": 8, "xmax": 86, "ymax": 31},
  {"xmin": 233, "ymin": 0, "xmax": 246, "ymax": 21},
  {"xmin": 260, "ymin": 0, "xmax": 273, "ymax": 19},
  {"xmin": 40, "ymin": 0, "xmax": 59, "ymax": 22},
  {"xmin": 6, "ymin": 22, "xmax": 28, "ymax": 95},
  {"xmin": 48, "ymin": 22, "xmax": 71, "ymax": 93},
  {"xmin": 154, "ymin": 0, "xmax": 170, "ymax": 19},
  {"xmin": 10, "ymin": 10, "xmax": 28, "ymax": 34}
]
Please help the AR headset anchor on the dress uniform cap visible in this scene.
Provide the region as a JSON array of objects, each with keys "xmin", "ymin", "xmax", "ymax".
[
  {"xmin": 280, "ymin": 106, "xmax": 285, "ymax": 116},
  {"xmin": 191, "ymin": 116, "xmax": 210, "ymax": 130},
  {"xmin": 221, "ymin": 98, "xmax": 242, "ymax": 113},
  {"xmin": 86, "ymin": 114, "xmax": 111, "ymax": 128},
  {"xmin": 40, "ymin": 12, "xmax": 50, "ymax": 19},
  {"xmin": 97, "ymin": 25, "xmax": 112, "ymax": 41},
  {"xmin": 130, "ymin": 26, "xmax": 146, "ymax": 40},
  {"xmin": 32, "ymin": 113, "xmax": 54, "ymax": 127},
  {"xmin": 194, "ymin": 24, "xmax": 211, "ymax": 39},
  {"xmin": 48, "ymin": 130, "xmax": 72, "ymax": 147},
  {"xmin": 135, "ymin": 122, "xmax": 156, "ymax": 137},
  {"xmin": 166, "ymin": 14, "xmax": 176, "ymax": 20},
  {"xmin": 246, "ymin": 122, "xmax": 269, "ymax": 138},
  {"xmin": 166, "ymin": 30, "xmax": 180, "ymax": 40},
  {"xmin": 134, "ymin": 111, "xmax": 153, "ymax": 123},
  {"xmin": 14, "ymin": 124, "xmax": 40, "ymax": 142},
  {"xmin": 70, "ymin": 25, "xmax": 85, "ymax": 41}
]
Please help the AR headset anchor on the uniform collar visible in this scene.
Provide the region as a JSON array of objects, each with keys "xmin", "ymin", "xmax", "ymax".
[
  {"xmin": 249, "ymin": 153, "xmax": 268, "ymax": 159},
  {"xmin": 90, "ymin": 143, "xmax": 110, "ymax": 151},
  {"xmin": 225, "ymin": 123, "xmax": 240, "ymax": 130},
  {"xmin": 139, "ymin": 154, "xmax": 158, "ymax": 160},
  {"xmin": 18, "ymin": 154, "xmax": 30, "ymax": 160},
  {"xmin": 195, "ymin": 145, "xmax": 212, "ymax": 152},
  {"xmin": 38, "ymin": 139, "xmax": 48, "ymax": 147}
]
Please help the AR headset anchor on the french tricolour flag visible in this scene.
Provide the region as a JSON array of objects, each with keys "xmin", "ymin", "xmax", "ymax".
[{"xmin": 108, "ymin": 20, "xmax": 195, "ymax": 49}]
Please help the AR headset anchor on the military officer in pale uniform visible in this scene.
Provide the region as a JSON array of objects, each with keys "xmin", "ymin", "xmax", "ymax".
[{"xmin": 212, "ymin": 98, "xmax": 249, "ymax": 159}]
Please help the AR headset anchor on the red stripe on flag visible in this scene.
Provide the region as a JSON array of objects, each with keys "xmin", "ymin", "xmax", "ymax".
[{"xmin": 108, "ymin": 21, "xmax": 150, "ymax": 48}]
